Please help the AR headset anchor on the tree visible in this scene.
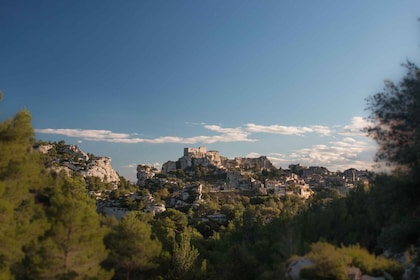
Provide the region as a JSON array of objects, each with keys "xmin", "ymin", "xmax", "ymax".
[
  {"xmin": 152, "ymin": 208, "xmax": 189, "ymax": 255},
  {"xmin": 365, "ymin": 61, "xmax": 420, "ymax": 252},
  {"xmin": 365, "ymin": 62, "xmax": 420, "ymax": 172},
  {"xmin": 159, "ymin": 208, "xmax": 188, "ymax": 234},
  {"xmin": 195, "ymin": 166, "xmax": 202, "ymax": 178},
  {"xmin": 300, "ymin": 242, "xmax": 350, "ymax": 280},
  {"xmin": 222, "ymin": 245, "xmax": 258, "ymax": 280},
  {"xmin": 175, "ymin": 168, "xmax": 185, "ymax": 178},
  {"xmin": 25, "ymin": 174, "xmax": 112, "ymax": 279},
  {"xmin": 0, "ymin": 109, "xmax": 50, "ymax": 278},
  {"xmin": 172, "ymin": 230, "xmax": 200, "ymax": 278},
  {"xmin": 118, "ymin": 175, "xmax": 136, "ymax": 191},
  {"xmin": 104, "ymin": 212, "xmax": 162, "ymax": 279}
]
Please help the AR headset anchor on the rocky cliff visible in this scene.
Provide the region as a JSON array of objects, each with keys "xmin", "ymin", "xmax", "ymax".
[
  {"xmin": 137, "ymin": 164, "xmax": 158, "ymax": 187},
  {"xmin": 36, "ymin": 143, "xmax": 120, "ymax": 186}
]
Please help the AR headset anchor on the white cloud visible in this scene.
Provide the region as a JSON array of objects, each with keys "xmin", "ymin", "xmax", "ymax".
[
  {"xmin": 35, "ymin": 124, "xmax": 256, "ymax": 144},
  {"xmin": 267, "ymin": 153, "xmax": 294, "ymax": 167},
  {"xmin": 37, "ymin": 118, "xmax": 371, "ymax": 145},
  {"xmin": 34, "ymin": 128, "xmax": 131, "ymax": 140},
  {"xmin": 204, "ymin": 125, "xmax": 244, "ymax": 135},
  {"xmin": 340, "ymin": 116, "xmax": 371, "ymax": 136},
  {"xmin": 267, "ymin": 137, "xmax": 376, "ymax": 171},
  {"xmin": 310, "ymin": 125, "xmax": 332, "ymax": 136},
  {"xmin": 151, "ymin": 162, "xmax": 162, "ymax": 170},
  {"xmin": 122, "ymin": 163, "xmax": 138, "ymax": 169},
  {"xmin": 245, "ymin": 123, "xmax": 331, "ymax": 136},
  {"xmin": 123, "ymin": 162, "xmax": 162, "ymax": 170},
  {"xmin": 246, "ymin": 152, "xmax": 261, "ymax": 158}
]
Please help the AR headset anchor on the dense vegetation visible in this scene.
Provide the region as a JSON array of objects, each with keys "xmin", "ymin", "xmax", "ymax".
[{"xmin": 0, "ymin": 62, "xmax": 419, "ymax": 279}]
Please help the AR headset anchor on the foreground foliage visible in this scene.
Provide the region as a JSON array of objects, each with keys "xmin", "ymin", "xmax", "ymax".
[
  {"xmin": 104, "ymin": 212, "xmax": 162, "ymax": 279},
  {"xmin": 365, "ymin": 61, "xmax": 420, "ymax": 172},
  {"xmin": 298, "ymin": 242, "xmax": 402, "ymax": 279}
]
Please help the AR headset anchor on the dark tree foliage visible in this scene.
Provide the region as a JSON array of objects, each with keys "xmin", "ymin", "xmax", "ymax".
[
  {"xmin": 104, "ymin": 212, "xmax": 162, "ymax": 279},
  {"xmin": 25, "ymin": 174, "xmax": 112, "ymax": 279},
  {"xmin": 365, "ymin": 62, "xmax": 420, "ymax": 172},
  {"xmin": 364, "ymin": 62, "xmax": 420, "ymax": 253}
]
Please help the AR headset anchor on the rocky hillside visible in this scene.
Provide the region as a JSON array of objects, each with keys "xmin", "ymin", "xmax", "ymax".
[
  {"xmin": 161, "ymin": 146, "xmax": 274, "ymax": 174},
  {"xmin": 35, "ymin": 142, "xmax": 120, "ymax": 186}
]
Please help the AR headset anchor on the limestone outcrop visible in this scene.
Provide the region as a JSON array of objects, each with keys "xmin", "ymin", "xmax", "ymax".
[
  {"xmin": 36, "ymin": 143, "xmax": 120, "ymax": 185},
  {"xmin": 82, "ymin": 157, "xmax": 120, "ymax": 184},
  {"xmin": 137, "ymin": 164, "xmax": 158, "ymax": 187},
  {"xmin": 144, "ymin": 194, "xmax": 166, "ymax": 214}
]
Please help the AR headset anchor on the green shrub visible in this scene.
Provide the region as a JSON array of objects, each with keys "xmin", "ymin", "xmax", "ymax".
[
  {"xmin": 339, "ymin": 244, "xmax": 403, "ymax": 279},
  {"xmin": 303, "ymin": 242, "xmax": 348, "ymax": 280},
  {"xmin": 296, "ymin": 242, "xmax": 403, "ymax": 280}
]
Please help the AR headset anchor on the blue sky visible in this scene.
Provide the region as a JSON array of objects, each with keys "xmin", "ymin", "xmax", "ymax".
[{"xmin": 1, "ymin": 1, "xmax": 419, "ymax": 181}]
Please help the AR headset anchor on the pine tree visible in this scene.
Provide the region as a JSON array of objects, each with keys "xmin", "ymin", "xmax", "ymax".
[
  {"xmin": 0, "ymin": 109, "xmax": 49, "ymax": 278},
  {"xmin": 365, "ymin": 61, "xmax": 420, "ymax": 173},
  {"xmin": 26, "ymin": 174, "xmax": 112, "ymax": 279},
  {"xmin": 172, "ymin": 230, "xmax": 199, "ymax": 278},
  {"xmin": 104, "ymin": 212, "xmax": 162, "ymax": 279}
]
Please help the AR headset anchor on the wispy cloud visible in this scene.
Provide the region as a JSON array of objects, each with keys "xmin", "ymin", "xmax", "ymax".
[
  {"xmin": 245, "ymin": 123, "xmax": 331, "ymax": 136},
  {"xmin": 35, "ymin": 128, "xmax": 132, "ymax": 141},
  {"xmin": 35, "ymin": 116, "xmax": 370, "ymax": 147},
  {"xmin": 339, "ymin": 116, "xmax": 371, "ymax": 136},
  {"xmin": 35, "ymin": 125, "xmax": 256, "ymax": 144},
  {"xmin": 246, "ymin": 152, "xmax": 262, "ymax": 158},
  {"xmin": 267, "ymin": 137, "xmax": 376, "ymax": 171},
  {"xmin": 122, "ymin": 163, "xmax": 138, "ymax": 169},
  {"xmin": 122, "ymin": 162, "xmax": 162, "ymax": 170}
]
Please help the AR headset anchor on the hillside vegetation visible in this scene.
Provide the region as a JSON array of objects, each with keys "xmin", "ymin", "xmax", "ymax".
[{"xmin": 0, "ymin": 63, "xmax": 418, "ymax": 279}]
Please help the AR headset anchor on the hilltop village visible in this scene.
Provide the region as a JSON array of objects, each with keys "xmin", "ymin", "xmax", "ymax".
[
  {"xmin": 37, "ymin": 143, "xmax": 371, "ymax": 220},
  {"xmin": 158, "ymin": 146, "xmax": 369, "ymax": 196},
  {"xmin": 134, "ymin": 147, "xmax": 370, "ymax": 217}
]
